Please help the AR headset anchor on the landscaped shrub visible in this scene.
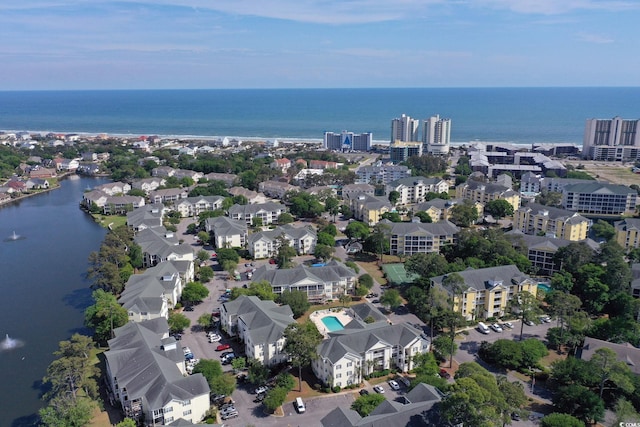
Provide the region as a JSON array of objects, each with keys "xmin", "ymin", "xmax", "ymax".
[{"xmin": 332, "ymin": 385, "xmax": 341, "ymax": 393}]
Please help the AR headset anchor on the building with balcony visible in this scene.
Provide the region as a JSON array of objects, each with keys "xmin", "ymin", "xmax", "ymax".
[
  {"xmin": 512, "ymin": 202, "xmax": 590, "ymax": 241},
  {"xmin": 583, "ymin": 117, "xmax": 640, "ymax": 161},
  {"xmin": 228, "ymin": 202, "xmax": 286, "ymax": 225},
  {"xmin": 247, "ymin": 224, "xmax": 317, "ymax": 259},
  {"xmin": 324, "ymin": 131, "xmax": 372, "ymax": 152},
  {"xmin": 455, "ymin": 179, "xmax": 521, "ymax": 212},
  {"xmin": 355, "ymin": 164, "xmax": 411, "ymax": 185},
  {"xmin": 614, "ymin": 218, "xmax": 640, "ymax": 250},
  {"xmin": 205, "ymin": 216, "xmax": 248, "ymax": 249},
  {"xmin": 431, "ymin": 265, "xmax": 538, "ymax": 320},
  {"xmin": 561, "ymin": 182, "xmax": 638, "ymax": 216},
  {"xmin": 423, "ymin": 114, "xmax": 451, "ymax": 155},
  {"xmin": 386, "ymin": 176, "xmax": 449, "ymax": 205},
  {"xmin": 387, "ymin": 220, "xmax": 459, "ymax": 256}
]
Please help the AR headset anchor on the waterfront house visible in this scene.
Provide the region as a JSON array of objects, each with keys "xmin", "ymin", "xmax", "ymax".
[
  {"xmin": 150, "ymin": 188, "xmax": 189, "ymax": 205},
  {"xmin": 95, "ymin": 182, "xmax": 131, "ymax": 196},
  {"xmin": 127, "ymin": 204, "xmax": 165, "ymax": 231},
  {"xmin": 219, "ymin": 295, "xmax": 296, "ymax": 367},
  {"xmin": 134, "ymin": 227, "xmax": 194, "ymax": 268},
  {"xmin": 104, "ymin": 318, "xmax": 210, "ymax": 424},
  {"xmin": 431, "ymin": 265, "xmax": 538, "ymax": 320},
  {"xmin": 131, "ymin": 177, "xmax": 166, "ymax": 194},
  {"xmin": 103, "ymin": 195, "xmax": 146, "ymax": 215}
]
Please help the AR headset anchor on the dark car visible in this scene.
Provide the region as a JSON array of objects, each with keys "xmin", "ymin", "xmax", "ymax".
[
  {"xmin": 372, "ymin": 299, "xmax": 380, "ymax": 304},
  {"xmin": 253, "ymin": 393, "xmax": 266, "ymax": 403},
  {"xmin": 511, "ymin": 412, "xmax": 521, "ymax": 421},
  {"xmin": 184, "ymin": 305, "xmax": 194, "ymax": 312},
  {"xmin": 439, "ymin": 369, "xmax": 451, "ymax": 379},
  {"xmin": 359, "ymin": 389, "xmax": 369, "ymax": 396},
  {"xmin": 171, "ymin": 333, "xmax": 182, "ymax": 341}
]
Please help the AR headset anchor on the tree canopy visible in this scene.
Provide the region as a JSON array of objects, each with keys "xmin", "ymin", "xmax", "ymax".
[
  {"xmin": 277, "ymin": 290, "xmax": 310, "ymax": 318},
  {"xmin": 283, "ymin": 321, "xmax": 323, "ymax": 391}
]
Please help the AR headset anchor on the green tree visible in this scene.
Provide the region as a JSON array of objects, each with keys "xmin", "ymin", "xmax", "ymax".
[
  {"xmin": 388, "ymin": 190, "xmax": 400, "ymax": 205},
  {"xmin": 381, "ymin": 212, "xmax": 402, "ymax": 222},
  {"xmin": 508, "ymin": 291, "xmax": 541, "ymax": 341},
  {"xmin": 344, "ymin": 221, "xmax": 370, "ymax": 241},
  {"xmin": 540, "ymin": 413, "xmax": 585, "ymax": 427},
  {"xmin": 231, "ymin": 356, "xmax": 247, "ymax": 372},
  {"xmin": 222, "ymin": 260, "xmax": 238, "ymax": 278},
  {"xmin": 39, "ymin": 396, "xmax": 98, "ymax": 427},
  {"xmin": 278, "ymin": 212, "xmax": 294, "ymax": 224},
  {"xmin": 415, "ymin": 211, "xmax": 433, "ymax": 223},
  {"xmin": 198, "ymin": 313, "xmax": 214, "ymax": 329},
  {"xmin": 275, "ymin": 235, "xmax": 297, "ymax": 268},
  {"xmin": 588, "ymin": 347, "xmax": 634, "ymax": 398},
  {"xmin": 84, "ymin": 289, "xmax": 128, "ymax": 344},
  {"xmin": 196, "ymin": 249, "xmax": 210, "ymax": 263},
  {"xmin": 520, "ymin": 338, "xmax": 549, "ymax": 368},
  {"xmin": 275, "ymin": 372, "xmax": 296, "ymax": 391},
  {"xmin": 263, "ymin": 386, "xmax": 288, "ymax": 413},
  {"xmin": 283, "ymin": 321, "xmax": 323, "ymax": 391},
  {"xmin": 449, "ymin": 199, "xmax": 479, "ymax": 227},
  {"xmin": 313, "ymin": 243, "xmax": 335, "ymax": 261},
  {"xmin": 553, "ymin": 242, "xmax": 594, "ymax": 276},
  {"xmin": 480, "ymin": 339, "xmax": 523, "ymax": 370},
  {"xmin": 231, "ymin": 280, "xmax": 277, "ymax": 301},
  {"xmin": 325, "ymin": 196, "xmax": 341, "ymax": 221},
  {"xmin": 181, "ymin": 281, "xmax": 209, "ymax": 305},
  {"xmin": 168, "ymin": 311, "xmax": 191, "ymax": 333},
  {"xmin": 432, "ymin": 334, "xmax": 456, "ymax": 361},
  {"xmin": 379, "ymin": 289, "xmax": 402, "ymax": 310},
  {"xmin": 553, "ymin": 385, "xmax": 604, "ymax": 425},
  {"xmin": 251, "ymin": 216, "xmax": 263, "ymax": 228},
  {"xmin": 340, "ymin": 204, "xmax": 353, "ymax": 220},
  {"xmin": 320, "ymin": 223, "xmax": 337, "ymax": 236},
  {"xmin": 247, "ymin": 358, "xmax": 270, "ymax": 385},
  {"xmin": 483, "ymin": 199, "xmax": 514, "ymax": 218},
  {"xmin": 116, "ymin": 419, "xmax": 138, "ymax": 427},
  {"xmin": 277, "ymin": 290, "xmax": 310, "ymax": 318},
  {"xmin": 197, "ymin": 230, "xmax": 210, "ymax": 245},
  {"xmin": 289, "ymin": 192, "xmax": 324, "ymax": 218},
  {"xmin": 351, "ymin": 394, "xmax": 386, "ymax": 417},
  {"xmin": 198, "ymin": 265, "xmax": 214, "ymax": 282},
  {"xmin": 591, "ymin": 219, "xmax": 616, "ymax": 241},
  {"xmin": 405, "ymin": 252, "xmax": 449, "ymax": 279},
  {"xmin": 358, "ymin": 274, "xmax": 374, "ymax": 289},
  {"xmin": 536, "ymin": 190, "xmax": 563, "ymax": 207},
  {"xmin": 316, "ymin": 231, "xmax": 335, "ymax": 247},
  {"xmin": 363, "ymin": 222, "xmax": 390, "ymax": 260},
  {"xmin": 216, "ymin": 248, "xmax": 240, "ymax": 264}
]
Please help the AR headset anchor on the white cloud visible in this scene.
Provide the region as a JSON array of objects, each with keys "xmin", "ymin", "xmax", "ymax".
[
  {"xmin": 470, "ymin": 0, "xmax": 639, "ymax": 15},
  {"xmin": 575, "ymin": 32, "xmax": 614, "ymax": 44}
]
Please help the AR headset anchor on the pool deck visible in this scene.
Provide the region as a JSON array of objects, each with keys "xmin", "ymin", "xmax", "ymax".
[{"xmin": 311, "ymin": 309, "xmax": 353, "ymax": 338}]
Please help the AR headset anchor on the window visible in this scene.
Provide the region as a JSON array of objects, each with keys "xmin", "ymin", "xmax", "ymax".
[
  {"xmin": 336, "ymin": 373, "xmax": 342, "ymax": 378},
  {"xmin": 183, "ymin": 409, "xmax": 192, "ymax": 416},
  {"xmin": 165, "ymin": 406, "xmax": 173, "ymax": 413},
  {"xmin": 347, "ymin": 362, "xmax": 352, "ymax": 367},
  {"xmin": 336, "ymin": 364, "xmax": 342, "ymax": 369}
]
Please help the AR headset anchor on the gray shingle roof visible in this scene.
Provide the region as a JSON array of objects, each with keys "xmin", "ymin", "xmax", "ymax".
[
  {"xmin": 134, "ymin": 227, "xmax": 194, "ymax": 259},
  {"xmin": 205, "ymin": 216, "xmax": 247, "ymax": 238},
  {"xmin": 228, "ymin": 202, "xmax": 285, "ymax": 216},
  {"xmin": 517, "ymin": 202, "xmax": 587, "ymax": 222},
  {"xmin": 252, "ymin": 260, "xmax": 356, "ymax": 288},
  {"xmin": 387, "ymin": 220, "xmax": 459, "ymax": 237},
  {"xmin": 431, "ymin": 265, "xmax": 531, "ymax": 293},
  {"xmin": 127, "ymin": 204, "xmax": 165, "ymax": 229},
  {"xmin": 388, "ymin": 176, "xmax": 446, "ymax": 188}
]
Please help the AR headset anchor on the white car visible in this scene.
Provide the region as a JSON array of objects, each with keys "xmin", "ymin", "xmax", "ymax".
[
  {"xmin": 373, "ymin": 385, "xmax": 385, "ymax": 394},
  {"xmin": 502, "ymin": 322, "xmax": 514, "ymax": 329},
  {"xmin": 388, "ymin": 380, "xmax": 400, "ymax": 391},
  {"xmin": 490, "ymin": 323, "xmax": 503, "ymax": 333},
  {"xmin": 182, "ymin": 346, "xmax": 192, "ymax": 355},
  {"xmin": 208, "ymin": 333, "xmax": 221, "ymax": 342},
  {"xmin": 254, "ymin": 385, "xmax": 269, "ymax": 395}
]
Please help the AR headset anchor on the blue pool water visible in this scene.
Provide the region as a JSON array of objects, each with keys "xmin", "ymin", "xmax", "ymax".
[
  {"xmin": 538, "ymin": 283, "xmax": 552, "ymax": 293},
  {"xmin": 321, "ymin": 316, "xmax": 345, "ymax": 332}
]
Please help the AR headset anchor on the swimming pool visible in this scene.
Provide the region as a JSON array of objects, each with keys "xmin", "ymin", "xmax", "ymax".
[
  {"xmin": 321, "ymin": 316, "xmax": 345, "ymax": 332},
  {"xmin": 538, "ymin": 283, "xmax": 552, "ymax": 293}
]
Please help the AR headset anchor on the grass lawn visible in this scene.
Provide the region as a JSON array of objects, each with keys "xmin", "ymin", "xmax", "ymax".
[
  {"xmin": 351, "ymin": 253, "xmax": 388, "ymax": 286},
  {"xmin": 91, "ymin": 213, "xmax": 128, "ymax": 229}
]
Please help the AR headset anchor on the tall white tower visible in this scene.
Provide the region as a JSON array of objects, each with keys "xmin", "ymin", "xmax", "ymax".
[
  {"xmin": 391, "ymin": 114, "xmax": 419, "ymax": 143},
  {"xmin": 423, "ymin": 114, "xmax": 451, "ymax": 155}
]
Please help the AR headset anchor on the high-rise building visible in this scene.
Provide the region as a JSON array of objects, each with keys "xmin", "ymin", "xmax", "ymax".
[
  {"xmin": 391, "ymin": 114, "xmax": 419, "ymax": 143},
  {"xmin": 423, "ymin": 114, "xmax": 451, "ymax": 155},
  {"xmin": 583, "ymin": 116, "xmax": 640, "ymax": 161},
  {"xmin": 390, "ymin": 141, "xmax": 422, "ymax": 163},
  {"xmin": 323, "ymin": 131, "xmax": 372, "ymax": 152}
]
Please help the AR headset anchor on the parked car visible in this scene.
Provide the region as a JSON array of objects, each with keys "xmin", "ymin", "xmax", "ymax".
[
  {"xmin": 539, "ymin": 315, "xmax": 552, "ymax": 323},
  {"xmin": 254, "ymin": 385, "xmax": 270, "ymax": 395},
  {"xmin": 253, "ymin": 393, "xmax": 266, "ymax": 403},
  {"xmin": 502, "ymin": 322, "xmax": 514, "ymax": 329},
  {"xmin": 269, "ymin": 259, "xmax": 277, "ymax": 264},
  {"xmin": 359, "ymin": 389, "xmax": 369, "ymax": 396},
  {"xmin": 439, "ymin": 369, "xmax": 452, "ymax": 379},
  {"xmin": 171, "ymin": 333, "xmax": 182, "ymax": 341},
  {"xmin": 373, "ymin": 385, "xmax": 385, "ymax": 394},
  {"xmin": 524, "ymin": 319, "xmax": 535, "ymax": 326},
  {"xmin": 184, "ymin": 305, "xmax": 194, "ymax": 312},
  {"xmin": 388, "ymin": 380, "xmax": 400, "ymax": 391},
  {"xmin": 182, "ymin": 346, "xmax": 192, "ymax": 355},
  {"xmin": 221, "ymin": 411, "xmax": 239, "ymax": 420},
  {"xmin": 216, "ymin": 344, "xmax": 231, "ymax": 351},
  {"xmin": 372, "ymin": 299, "xmax": 380, "ymax": 304},
  {"xmin": 208, "ymin": 334, "xmax": 221, "ymax": 343},
  {"xmin": 490, "ymin": 323, "xmax": 503, "ymax": 333}
]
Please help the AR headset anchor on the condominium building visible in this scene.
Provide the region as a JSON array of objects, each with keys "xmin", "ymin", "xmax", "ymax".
[
  {"xmin": 390, "ymin": 113, "xmax": 419, "ymax": 143},
  {"xmin": 455, "ymin": 180, "xmax": 521, "ymax": 212},
  {"xmin": 387, "ymin": 220, "xmax": 459, "ymax": 256},
  {"xmin": 355, "ymin": 164, "xmax": 411, "ymax": 185},
  {"xmin": 390, "ymin": 141, "xmax": 422, "ymax": 163},
  {"xmin": 423, "ymin": 114, "xmax": 451, "ymax": 155},
  {"xmin": 219, "ymin": 295, "xmax": 295, "ymax": 366},
  {"xmin": 583, "ymin": 117, "xmax": 640, "ymax": 161},
  {"xmin": 247, "ymin": 224, "xmax": 317, "ymax": 259},
  {"xmin": 561, "ymin": 182, "xmax": 638, "ymax": 216},
  {"xmin": 324, "ymin": 131, "xmax": 372, "ymax": 152},
  {"xmin": 614, "ymin": 218, "xmax": 640, "ymax": 250},
  {"xmin": 512, "ymin": 202, "xmax": 590, "ymax": 241},
  {"xmin": 349, "ymin": 193, "xmax": 392, "ymax": 226},
  {"xmin": 204, "ymin": 216, "xmax": 248, "ymax": 249},
  {"xmin": 431, "ymin": 265, "xmax": 538, "ymax": 320},
  {"xmin": 228, "ymin": 202, "xmax": 286, "ymax": 225},
  {"xmin": 386, "ymin": 176, "xmax": 450, "ymax": 205}
]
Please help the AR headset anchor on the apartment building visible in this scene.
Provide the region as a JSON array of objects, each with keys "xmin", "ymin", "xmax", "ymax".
[
  {"xmin": 313, "ymin": 322, "xmax": 430, "ymax": 388},
  {"xmin": 513, "ymin": 202, "xmax": 590, "ymax": 241},
  {"xmin": 219, "ymin": 295, "xmax": 296, "ymax": 366},
  {"xmin": 134, "ymin": 226, "xmax": 195, "ymax": 268},
  {"xmin": 104, "ymin": 319, "xmax": 210, "ymax": 424},
  {"xmin": 390, "ymin": 141, "xmax": 422, "ymax": 163},
  {"xmin": 391, "ymin": 114, "xmax": 419, "ymax": 143},
  {"xmin": 349, "ymin": 193, "xmax": 392, "ymax": 226},
  {"xmin": 423, "ymin": 114, "xmax": 451, "ymax": 155},
  {"xmin": 431, "ymin": 265, "xmax": 538, "ymax": 320},
  {"xmin": 251, "ymin": 261, "xmax": 356, "ymax": 302},
  {"xmin": 205, "ymin": 216, "xmax": 248, "ymax": 249},
  {"xmin": 455, "ymin": 180, "xmax": 521, "ymax": 211},
  {"xmin": 561, "ymin": 182, "xmax": 638, "ymax": 216},
  {"xmin": 228, "ymin": 202, "xmax": 286, "ymax": 225},
  {"xmin": 258, "ymin": 180, "xmax": 298, "ymax": 199},
  {"xmin": 174, "ymin": 195, "xmax": 225, "ymax": 218},
  {"xmin": 387, "ymin": 220, "xmax": 459, "ymax": 256},
  {"xmin": 614, "ymin": 218, "xmax": 640, "ymax": 250},
  {"xmin": 247, "ymin": 224, "xmax": 317, "ymax": 259},
  {"xmin": 324, "ymin": 131, "xmax": 372, "ymax": 152},
  {"xmin": 416, "ymin": 198, "xmax": 484, "ymax": 222},
  {"xmin": 355, "ymin": 164, "xmax": 411, "ymax": 185},
  {"xmin": 341, "ymin": 183, "xmax": 375, "ymax": 201},
  {"xmin": 386, "ymin": 176, "xmax": 450, "ymax": 205},
  {"xmin": 583, "ymin": 117, "xmax": 640, "ymax": 161}
]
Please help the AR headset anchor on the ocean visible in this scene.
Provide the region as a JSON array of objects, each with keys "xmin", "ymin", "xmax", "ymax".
[{"xmin": 0, "ymin": 87, "xmax": 639, "ymax": 145}]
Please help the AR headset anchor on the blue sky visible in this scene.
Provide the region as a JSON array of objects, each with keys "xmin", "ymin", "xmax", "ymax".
[{"xmin": 2, "ymin": 0, "xmax": 639, "ymax": 90}]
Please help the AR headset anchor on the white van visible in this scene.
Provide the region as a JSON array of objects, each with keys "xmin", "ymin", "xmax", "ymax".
[
  {"xmin": 477, "ymin": 322, "xmax": 490, "ymax": 334},
  {"xmin": 295, "ymin": 397, "xmax": 306, "ymax": 413}
]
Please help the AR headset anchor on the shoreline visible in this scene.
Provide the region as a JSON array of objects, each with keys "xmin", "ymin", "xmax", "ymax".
[{"xmin": 1, "ymin": 128, "xmax": 582, "ymax": 148}]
